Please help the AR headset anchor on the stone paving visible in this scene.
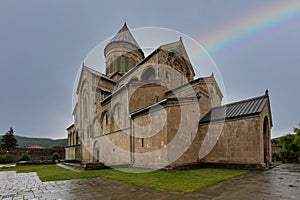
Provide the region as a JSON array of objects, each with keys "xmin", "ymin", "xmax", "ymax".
[
  {"xmin": 188, "ymin": 164, "xmax": 300, "ymax": 199},
  {"xmin": 0, "ymin": 164, "xmax": 299, "ymax": 200}
]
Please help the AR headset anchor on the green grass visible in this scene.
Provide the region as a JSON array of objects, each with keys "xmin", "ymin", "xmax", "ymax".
[
  {"xmin": 273, "ymin": 161, "xmax": 283, "ymax": 166},
  {"xmin": 0, "ymin": 164, "xmax": 249, "ymax": 193}
]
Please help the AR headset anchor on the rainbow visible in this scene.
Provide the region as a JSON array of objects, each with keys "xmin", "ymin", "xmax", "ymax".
[{"xmin": 200, "ymin": 1, "xmax": 300, "ymax": 56}]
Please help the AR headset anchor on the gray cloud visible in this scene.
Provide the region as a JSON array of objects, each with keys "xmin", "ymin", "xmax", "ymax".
[{"xmin": 0, "ymin": 0, "xmax": 299, "ymax": 138}]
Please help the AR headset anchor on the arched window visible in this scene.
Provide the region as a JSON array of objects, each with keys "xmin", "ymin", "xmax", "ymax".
[
  {"xmin": 93, "ymin": 118, "xmax": 101, "ymax": 137},
  {"xmin": 76, "ymin": 130, "xmax": 79, "ymax": 144},
  {"xmin": 125, "ymin": 57, "xmax": 129, "ymax": 71},
  {"xmin": 113, "ymin": 104, "xmax": 121, "ymax": 129},
  {"xmin": 166, "ymin": 70, "xmax": 170, "ymax": 83},
  {"xmin": 83, "ymin": 97, "xmax": 88, "ymax": 119},
  {"xmin": 73, "ymin": 131, "xmax": 76, "ymax": 145},
  {"xmin": 101, "ymin": 111, "xmax": 109, "ymax": 134},
  {"xmin": 141, "ymin": 67, "xmax": 155, "ymax": 81},
  {"xmin": 117, "ymin": 57, "xmax": 121, "ymax": 71},
  {"xmin": 263, "ymin": 117, "xmax": 268, "ymax": 134},
  {"xmin": 105, "ymin": 113, "xmax": 108, "ymax": 125}
]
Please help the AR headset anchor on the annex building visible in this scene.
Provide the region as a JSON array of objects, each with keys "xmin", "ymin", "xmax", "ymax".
[{"xmin": 66, "ymin": 23, "xmax": 272, "ymax": 169}]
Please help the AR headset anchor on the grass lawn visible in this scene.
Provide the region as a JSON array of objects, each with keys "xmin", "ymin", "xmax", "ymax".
[
  {"xmin": 0, "ymin": 164, "xmax": 249, "ymax": 193},
  {"xmin": 273, "ymin": 161, "xmax": 283, "ymax": 166}
]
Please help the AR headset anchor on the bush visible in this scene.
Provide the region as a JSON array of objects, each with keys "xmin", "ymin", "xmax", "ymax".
[
  {"xmin": 52, "ymin": 152, "xmax": 60, "ymax": 161},
  {"xmin": 0, "ymin": 153, "xmax": 14, "ymax": 164},
  {"xmin": 19, "ymin": 153, "xmax": 30, "ymax": 161}
]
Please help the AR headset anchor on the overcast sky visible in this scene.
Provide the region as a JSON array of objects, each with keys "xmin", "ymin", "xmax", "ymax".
[{"xmin": 0, "ymin": 0, "xmax": 299, "ymax": 139}]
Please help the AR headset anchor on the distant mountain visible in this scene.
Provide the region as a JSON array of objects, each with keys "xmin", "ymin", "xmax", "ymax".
[{"xmin": 0, "ymin": 135, "xmax": 67, "ymax": 148}]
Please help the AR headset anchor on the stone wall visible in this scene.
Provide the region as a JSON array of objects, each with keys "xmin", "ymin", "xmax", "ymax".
[
  {"xmin": 166, "ymin": 101, "xmax": 201, "ymax": 166},
  {"xmin": 168, "ymin": 103, "xmax": 272, "ymax": 169},
  {"xmin": 0, "ymin": 147, "xmax": 65, "ymax": 162},
  {"xmin": 199, "ymin": 116, "xmax": 263, "ymax": 165},
  {"xmin": 65, "ymin": 145, "xmax": 81, "ymax": 161}
]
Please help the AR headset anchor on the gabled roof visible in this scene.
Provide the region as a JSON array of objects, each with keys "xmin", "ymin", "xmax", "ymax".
[
  {"xmin": 84, "ymin": 65, "xmax": 116, "ymax": 82},
  {"xmin": 200, "ymin": 91, "xmax": 271, "ymax": 124},
  {"xmin": 76, "ymin": 64, "xmax": 116, "ymax": 94},
  {"xmin": 106, "ymin": 22, "xmax": 141, "ymax": 49},
  {"xmin": 165, "ymin": 73, "xmax": 223, "ymax": 98},
  {"xmin": 159, "ymin": 38, "xmax": 195, "ymax": 77},
  {"xmin": 66, "ymin": 124, "xmax": 75, "ymax": 130},
  {"xmin": 159, "ymin": 38, "xmax": 190, "ymax": 62},
  {"xmin": 117, "ymin": 38, "xmax": 193, "ymax": 84}
]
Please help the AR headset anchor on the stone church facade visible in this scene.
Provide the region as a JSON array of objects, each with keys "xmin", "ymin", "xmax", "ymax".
[{"xmin": 65, "ymin": 23, "xmax": 272, "ymax": 169}]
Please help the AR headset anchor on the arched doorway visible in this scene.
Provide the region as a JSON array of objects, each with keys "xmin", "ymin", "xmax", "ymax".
[
  {"xmin": 93, "ymin": 141, "xmax": 100, "ymax": 162},
  {"xmin": 263, "ymin": 116, "xmax": 270, "ymax": 164}
]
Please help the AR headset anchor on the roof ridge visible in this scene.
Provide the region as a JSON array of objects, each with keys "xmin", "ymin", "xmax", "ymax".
[
  {"xmin": 83, "ymin": 65, "xmax": 116, "ymax": 83},
  {"xmin": 218, "ymin": 93, "xmax": 267, "ymax": 109},
  {"xmin": 199, "ymin": 92, "xmax": 269, "ymax": 124},
  {"xmin": 158, "ymin": 39, "xmax": 182, "ymax": 49}
]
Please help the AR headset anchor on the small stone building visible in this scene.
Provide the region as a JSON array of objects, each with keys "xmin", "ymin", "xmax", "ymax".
[{"xmin": 65, "ymin": 22, "xmax": 272, "ymax": 169}]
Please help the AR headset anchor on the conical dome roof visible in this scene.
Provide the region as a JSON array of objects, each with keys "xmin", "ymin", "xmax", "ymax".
[
  {"xmin": 104, "ymin": 22, "xmax": 142, "ymax": 56},
  {"xmin": 109, "ymin": 22, "xmax": 141, "ymax": 48}
]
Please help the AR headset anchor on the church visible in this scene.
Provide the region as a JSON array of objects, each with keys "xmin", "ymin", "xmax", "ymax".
[{"xmin": 65, "ymin": 22, "xmax": 272, "ymax": 169}]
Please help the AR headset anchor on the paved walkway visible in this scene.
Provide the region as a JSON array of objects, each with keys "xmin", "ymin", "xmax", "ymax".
[
  {"xmin": 0, "ymin": 164, "xmax": 299, "ymax": 199},
  {"xmin": 56, "ymin": 164, "xmax": 82, "ymax": 172},
  {"xmin": 188, "ymin": 164, "xmax": 300, "ymax": 199}
]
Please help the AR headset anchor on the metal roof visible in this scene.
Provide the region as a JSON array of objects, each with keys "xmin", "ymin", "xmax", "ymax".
[
  {"xmin": 200, "ymin": 93, "xmax": 269, "ymax": 124},
  {"xmin": 107, "ymin": 22, "xmax": 141, "ymax": 49}
]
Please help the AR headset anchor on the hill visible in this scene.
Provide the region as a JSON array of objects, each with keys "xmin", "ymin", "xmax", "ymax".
[{"xmin": 0, "ymin": 135, "xmax": 67, "ymax": 148}]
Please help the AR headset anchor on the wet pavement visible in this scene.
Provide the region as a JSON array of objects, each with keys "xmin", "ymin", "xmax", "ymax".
[
  {"xmin": 188, "ymin": 164, "xmax": 300, "ymax": 199},
  {"xmin": 0, "ymin": 164, "xmax": 299, "ymax": 200}
]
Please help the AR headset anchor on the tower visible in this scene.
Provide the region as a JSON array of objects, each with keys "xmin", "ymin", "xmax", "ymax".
[{"xmin": 104, "ymin": 22, "xmax": 144, "ymax": 77}]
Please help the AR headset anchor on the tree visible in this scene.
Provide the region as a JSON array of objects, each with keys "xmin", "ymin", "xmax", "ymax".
[
  {"xmin": 19, "ymin": 153, "xmax": 30, "ymax": 161},
  {"xmin": 279, "ymin": 123, "xmax": 300, "ymax": 162},
  {"xmin": 0, "ymin": 127, "xmax": 18, "ymax": 150},
  {"xmin": 52, "ymin": 152, "xmax": 60, "ymax": 161}
]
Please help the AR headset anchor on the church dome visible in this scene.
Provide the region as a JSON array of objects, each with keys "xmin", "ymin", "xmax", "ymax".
[
  {"xmin": 104, "ymin": 22, "xmax": 144, "ymax": 58},
  {"xmin": 104, "ymin": 22, "xmax": 144, "ymax": 77},
  {"xmin": 106, "ymin": 23, "xmax": 139, "ymax": 49}
]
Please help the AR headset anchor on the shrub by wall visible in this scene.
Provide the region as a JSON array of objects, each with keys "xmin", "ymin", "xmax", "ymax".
[{"xmin": 0, "ymin": 153, "xmax": 13, "ymax": 164}]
